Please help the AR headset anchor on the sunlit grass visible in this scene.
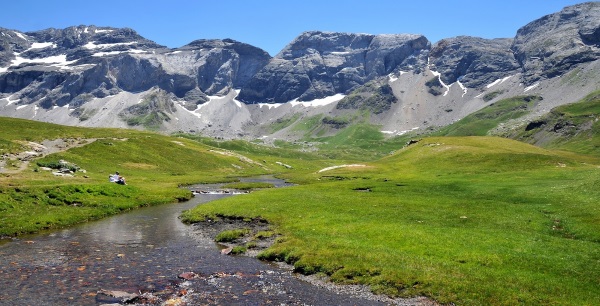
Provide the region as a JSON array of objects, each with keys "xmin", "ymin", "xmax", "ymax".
[
  {"xmin": 0, "ymin": 118, "xmax": 274, "ymax": 236},
  {"xmin": 182, "ymin": 136, "xmax": 600, "ymax": 305},
  {"xmin": 3, "ymin": 112, "xmax": 600, "ymax": 305}
]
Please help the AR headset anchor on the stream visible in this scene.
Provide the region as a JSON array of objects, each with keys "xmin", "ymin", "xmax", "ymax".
[{"xmin": 0, "ymin": 176, "xmax": 407, "ymax": 305}]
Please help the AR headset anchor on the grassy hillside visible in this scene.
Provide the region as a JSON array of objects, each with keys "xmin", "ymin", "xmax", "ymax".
[
  {"xmin": 434, "ymin": 89, "xmax": 600, "ymax": 158},
  {"xmin": 182, "ymin": 136, "xmax": 600, "ymax": 305},
  {"xmin": 508, "ymin": 90, "xmax": 600, "ymax": 155},
  {"xmin": 0, "ymin": 117, "xmax": 275, "ymax": 237},
  {"xmin": 435, "ymin": 95, "xmax": 542, "ymax": 136}
]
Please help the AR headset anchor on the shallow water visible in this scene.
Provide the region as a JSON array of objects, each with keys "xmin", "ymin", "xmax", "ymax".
[{"xmin": 0, "ymin": 176, "xmax": 393, "ymax": 305}]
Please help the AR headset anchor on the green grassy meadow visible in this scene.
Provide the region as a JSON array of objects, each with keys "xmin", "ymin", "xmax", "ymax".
[
  {"xmin": 182, "ymin": 137, "xmax": 600, "ymax": 305},
  {"xmin": 2, "ymin": 99, "xmax": 600, "ymax": 305},
  {"xmin": 0, "ymin": 117, "xmax": 280, "ymax": 236}
]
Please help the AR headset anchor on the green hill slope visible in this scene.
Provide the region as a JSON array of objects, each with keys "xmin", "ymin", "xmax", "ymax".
[
  {"xmin": 433, "ymin": 89, "xmax": 600, "ymax": 158},
  {"xmin": 183, "ymin": 136, "xmax": 600, "ymax": 305},
  {"xmin": 435, "ymin": 95, "xmax": 542, "ymax": 137},
  {"xmin": 0, "ymin": 117, "xmax": 273, "ymax": 237},
  {"xmin": 508, "ymin": 90, "xmax": 600, "ymax": 155}
]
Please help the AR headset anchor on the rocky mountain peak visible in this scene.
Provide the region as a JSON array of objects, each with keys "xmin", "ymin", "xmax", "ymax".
[
  {"xmin": 276, "ymin": 31, "xmax": 374, "ymax": 59},
  {"xmin": 179, "ymin": 38, "xmax": 271, "ymax": 58},
  {"xmin": 429, "ymin": 36, "xmax": 519, "ymax": 88},
  {"xmin": 0, "ymin": 28, "xmax": 31, "ymax": 67},
  {"xmin": 237, "ymin": 31, "xmax": 430, "ymax": 103},
  {"xmin": 27, "ymin": 25, "xmax": 164, "ymax": 50},
  {"xmin": 2, "ymin": 4, "xmax": 600, "ymax": 139},
  {"xmin": 512, "ymin": 1, "xmax": 600, "ymax": 83}
]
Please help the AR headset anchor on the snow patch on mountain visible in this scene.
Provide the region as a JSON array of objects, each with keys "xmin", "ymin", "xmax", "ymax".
[
  {"xmin": 524, "ymin": 82, "xmax": 539, "ymax": 92},
  {"xmin": 5, "ymin": 95, "xmax": 20, "ymax": 105},
  {"xmin": 258, "ymin": 103, "xmax": 283, "ymax": 109},
  {"xmin": 457, "ymin": 76, "xmax": 468, "ymax": 97},
  {"xmin": 11, "ymin": 54, "xmax": 75, "ymax": 67},
  {"xmin": 92, "ymin": 49, "xmax": 147, "ymax": 57},
  {"xmin": 179, "ymin": 103, "xmax": 202, "ymax": 119},
  {"xmin": 30, "ymin": 42, "xmax": 56, "ymax": 49},
  {"xmin": 233, "ymin": 89, "xmax": 243, "ymax": 108},
  {"xmin": 289, "ymin": 94, "xmax": 345, "ymax": 107},
  {"xmin": 382, "ymin": 127, "xmax": 420, "ymax": 136},
  {"xmin": 84, "ymin": 41, "xmax": 138, "ymax": 49},
  {"xmin": 486, "ymin": 75, "xmax": 513, "ymax": 88},
  {"xmin": 14, "ymin": 31, "xmax": 27, "ymax": 40},
  {"xmin": 431, "ymin": 71, "xmax": 450, "ymax": 96}
]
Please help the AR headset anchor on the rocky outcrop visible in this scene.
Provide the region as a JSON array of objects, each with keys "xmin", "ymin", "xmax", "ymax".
[
  {"xmin": 336, "ymin": 81, "xmax": 397, "ymax": 114},
  {"xmin": 429, "ymin": 36, "xmax": 520, "ymax": 88},
  {"xmin": 175, "ymin": 39, "xmax": 271, "ymax": 95},
  {"xmin": 236, "ymin": 31, "xmax": 430, "ymax": 104},
  {"xmin": 511, "ymin": 2, "xmax": 600, "ymax": 84},
  {"xmin": 0, "ymin": 28, "xmax": 31, "ymax": 67},
  {"xmin": 119, "ymin": 90, "xmax": 177, "ymax": 130},
  {"xmin": 0, "ymin": 27, "xmax": 271, "ymax": 113}
]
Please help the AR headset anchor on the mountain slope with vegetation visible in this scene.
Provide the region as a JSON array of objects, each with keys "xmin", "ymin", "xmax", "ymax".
[{"xmin": 507, "ymin": 90, "xmax": 600, "ymax": 155}]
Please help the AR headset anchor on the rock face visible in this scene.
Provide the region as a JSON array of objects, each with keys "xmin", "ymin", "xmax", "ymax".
[
  {"xmin": 429, "ymin": 36, "xmax": 520, "ymax": 88},
  {"xmin": 511, "ymin": 2, "xmax": 600, "ymax": 84},
  {"xmin": 0, "ymin": 3, "xmax": 600, "ymax": 138},
  {"xmin": 236, "ymin": 31, "xmax": 430, "ymax": 103},
  {"xmin": 0, "ymin": 26, "xmax": 271, "ymax": 113}
]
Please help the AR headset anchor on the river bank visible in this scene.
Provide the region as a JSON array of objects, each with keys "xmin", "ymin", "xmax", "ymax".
[{"xmin": 0, "ymin": 176, "xmax": 433, "ymax": 305}]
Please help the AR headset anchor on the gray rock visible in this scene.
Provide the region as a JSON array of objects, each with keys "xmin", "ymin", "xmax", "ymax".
[
  {"xmin": 0, "ymin": 27, "xmax": 270, "ymax": 117},
  {"xmin": 429, "ymin": 36, "xmax": 520, "ymax": 88},
  {"xmin": 511, "ymin": 2, "xmax": 600, "ymax": 84},
  {"xmin": 237, "ymin": 31, "xmax": 430, "ymax": 104},
  {"xmin": 0, "ymin": 28, "xmax": 31, "ymax": 67},
  {"xmin": 1, "ymin": 3, "xmax": 600, "ymax": 138},
  {"xmin": 178, "ymin": 38, "xmax": 271, "ymax": 91}
]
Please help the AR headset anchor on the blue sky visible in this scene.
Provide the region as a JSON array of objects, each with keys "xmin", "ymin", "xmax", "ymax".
[{"xmin": 2, "ymin": 0, "xmax": 589, "ymax": 55}]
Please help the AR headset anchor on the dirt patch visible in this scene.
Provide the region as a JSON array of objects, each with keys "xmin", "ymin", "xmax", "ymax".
[{"xmin": 0, "ymin": 138, "xmax": 97, "ymax": 173}]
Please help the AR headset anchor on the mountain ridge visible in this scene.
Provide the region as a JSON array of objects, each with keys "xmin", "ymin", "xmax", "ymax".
[{"xmin": 1, "ymin": 2, "xmax": 599, "ymax": 141}]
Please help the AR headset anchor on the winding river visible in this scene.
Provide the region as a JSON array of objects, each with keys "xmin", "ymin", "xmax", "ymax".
[{"xmin": 0, "ymin": 176, "xmax": 402, "ymax": 305}]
